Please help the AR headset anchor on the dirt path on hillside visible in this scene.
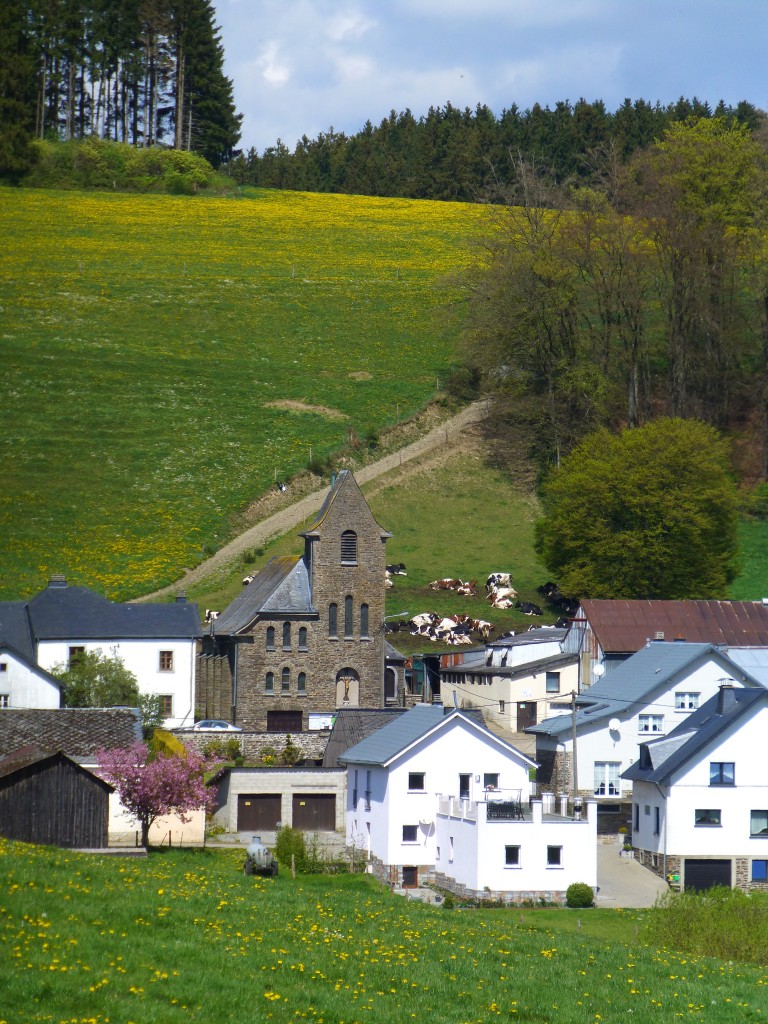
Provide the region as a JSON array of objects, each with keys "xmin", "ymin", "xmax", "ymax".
[{"xmin": 137, "ymin": 400, "xmax": 489, "ymax": 602}]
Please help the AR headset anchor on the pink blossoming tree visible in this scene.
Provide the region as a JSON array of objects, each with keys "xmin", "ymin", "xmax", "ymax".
[{"xmin": 97, "ymin": 742, "xmax": 219, "ymax": 847}]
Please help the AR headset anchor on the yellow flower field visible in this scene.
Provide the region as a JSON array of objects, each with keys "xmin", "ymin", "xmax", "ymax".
[{"xmin": 0, "ymin": 186, "xmax": 489, "ymax": 599}]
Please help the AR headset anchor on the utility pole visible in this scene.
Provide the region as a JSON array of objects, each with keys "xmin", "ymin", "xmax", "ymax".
[{"xmin": 571, "ymin": 690, "xmax": 579, "ymax": 798}]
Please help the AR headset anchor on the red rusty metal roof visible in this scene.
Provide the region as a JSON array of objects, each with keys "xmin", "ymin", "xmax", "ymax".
[{"xmin": 580, "ymin": 600, "xmax": 768, "ymax": 653}]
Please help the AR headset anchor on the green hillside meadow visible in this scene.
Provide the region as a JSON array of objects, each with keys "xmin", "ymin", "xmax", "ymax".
[{"xmin": 0, "ymin": 187, "xmax": 488, "ymax": 601}]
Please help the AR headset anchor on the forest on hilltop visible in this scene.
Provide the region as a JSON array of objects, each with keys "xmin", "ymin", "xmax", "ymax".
[
  {"xmin": 0, "ymin": 0, "xmax": 241, "ymax": 174},
  {"xmin": 228, "ymin": 97, "xmax": 765, "ymax": 202}
]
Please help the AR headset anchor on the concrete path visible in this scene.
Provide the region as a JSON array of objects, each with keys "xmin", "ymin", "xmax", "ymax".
[
  {"xmin": 595, "ymin": 842, "xmax": 669, "ymax": 908},
  {"xmin": 139, "ymin": 399, "xmax": 489, "ymax": 601}
]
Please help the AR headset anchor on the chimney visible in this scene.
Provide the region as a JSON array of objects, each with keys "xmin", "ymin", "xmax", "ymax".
[
  {"xmin": 717, "ymin": 681, "xmax": 737, "ymax": 714},
  {"xmin": 654, "ymin": 631, "xmax": 665, "ymax": 641},
  {"xmin": 674, "ymin": 635, "xmax": 686, "ymax": 643},
  {"xmin": 48, "ymin": 575, "xmax": 67, "ymax": 588}
]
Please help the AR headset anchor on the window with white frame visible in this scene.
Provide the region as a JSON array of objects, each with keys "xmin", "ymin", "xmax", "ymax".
[
  {"xmin": 408, "ymin": 772, "xmax": 425, "ymax": 792},
  {"xmin": 709, "ymin": 762, "xmax": 735, "ymax": 786},
  {"xmin": 547, "ymin": 845, "xmax": 562, "ymax": 867},
  {"xmin": 484, "ymin": 773, "xmax": 499, "ymax": 791},
  {"xmin": 505, "ymin": 845, "xmax": 520, "ymax": 867},
  {"xmin": 638, "ymin": 713, "xmax": 664, "ymax": 733},
  {"xmin": 0, "ymin": 694, "xmax": 9, "ymax": 708},
  {"xmin": 675, "ymin": 692, "xmax": 700, "ymax": 710},
  {"xmin": 402, "ymin": 824, "xmax": 418, "ymax": 843},
  {"xmin": 750, "ymin": 810, "xmax": 768, "ymax": 837},
  {"xmin": 594, "ymin": 761, "xmax": 621, "ymax": 797}
]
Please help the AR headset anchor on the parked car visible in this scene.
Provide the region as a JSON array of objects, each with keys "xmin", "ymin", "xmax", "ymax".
[{"xmin": 192, "ymin": 719, "xmax": 242, "ymax": 732}]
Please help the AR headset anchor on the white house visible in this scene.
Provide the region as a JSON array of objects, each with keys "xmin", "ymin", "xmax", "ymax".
[
  {"xmin": 440, "ymin": 634, "xmax": 578, "ymax": 734},
  {"xmin": 527, "ymin": 641, "xmax": 762, "ymax": 805},
  {"xmin": 623, "ymin": 685, "xmax": 768, "ymax": 893},
  {"xmin": 339, "ymin": 704, "xmax": 597, "ymax": 903},
  {"xmin": 0, "ymin": 642, "xmax": 61, "ymax": 709},
  {"xmin": 0, "ymin": 576, "xmax": 200, "ymax": 728}
]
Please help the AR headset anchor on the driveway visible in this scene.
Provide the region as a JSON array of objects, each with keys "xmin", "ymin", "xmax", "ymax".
[{"xmin": 595, "ymin": 842, "xmax": 669, "ymax": 908}]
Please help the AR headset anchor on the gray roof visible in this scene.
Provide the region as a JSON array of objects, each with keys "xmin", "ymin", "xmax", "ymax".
[
  {"xmin": 527, "ymin": 641, "xmax": 761, "ymax": 738},
  {"xmin": 300, "ymin": 470, "xmax": 391, "ymax": 539},
  {"xmin": 442, "ymin": 651, "xmax": 577, "ymax": 680},
  {"xmin": 0, "ymin": 578, "xmax": 200, "ymax": 652},
  {"xmin": 723, "ymin": 648, "xmax": 768, "ymax": 688},
  {"xmin": 623, "ymin": 686, "xmax": 768, "ymax": 784},
  {"xmin": 488, "ymin": 627, "xmax": 569, "ymax": 648},
  {"xmin": 323, "ymin": 708, "xmax": 409, "ymax": 767},
  {"xmin": 212, "ymin": 557, "xmax": 313, "ymax": 635},
  {"xmin": 338, "ymin": 703, "xmax": 536, "ymax": 768},
  {"xmin": 0, "ymin": 708, "xmax": 143, "ymax": 760}
]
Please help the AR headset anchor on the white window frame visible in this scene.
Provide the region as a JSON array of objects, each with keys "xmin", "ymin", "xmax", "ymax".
[
  {"xmin": 594, "ymin": 761, "xmax": 621, "ymax": 797},
  {"xmin": 638, "ymin": 713, "xmax": 664, "ymax": 734},
  {"xmin": 674, "ymin": 691, "xmax": 699, "ymax": 711}
]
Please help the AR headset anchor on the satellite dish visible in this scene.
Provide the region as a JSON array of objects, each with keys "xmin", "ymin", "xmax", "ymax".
[
  {"xmin": 608, "ymin": 717, "xmax": 621, "ymax": 732},
  {"xmin": 593, "ymin": 664, "xmax": 605, "ymax": 677}
]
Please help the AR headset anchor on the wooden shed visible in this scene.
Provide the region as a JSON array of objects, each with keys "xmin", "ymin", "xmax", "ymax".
[{"xmin": 0, "ymin": 747, "xmax": 111, "ymax": 848}]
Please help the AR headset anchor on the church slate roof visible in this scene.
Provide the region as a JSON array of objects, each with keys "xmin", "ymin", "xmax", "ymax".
[{"xmin": 211, "ymin": 557, "xmax": 314, "ymax": 635}]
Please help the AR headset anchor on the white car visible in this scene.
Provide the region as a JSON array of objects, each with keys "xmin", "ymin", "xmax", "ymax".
[{"xmin": 192, "ymin": 719, "xmax": 242, "ymax": 732}]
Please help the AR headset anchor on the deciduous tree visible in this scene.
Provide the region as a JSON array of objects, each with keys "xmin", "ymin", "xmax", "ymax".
[
  {"xmin": 98, "ymin": 741, "xmax": 217, "ymax": 846},
  {"xmin": 534, "ymin": 417, "xmax": 739, "ymax": 599}
]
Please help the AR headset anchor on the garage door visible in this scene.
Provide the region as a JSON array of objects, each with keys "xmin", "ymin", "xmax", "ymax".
[
  {"xmin": 237, "ymin": 794, "xmax": 281, "ymax": 832},
  {"xmin": 683, "ymin": 859, "xmax": 732, "ymax": 892},
  {"xmin": 292, "ymin": 794, "xmax": 336, "ymax": 831}
]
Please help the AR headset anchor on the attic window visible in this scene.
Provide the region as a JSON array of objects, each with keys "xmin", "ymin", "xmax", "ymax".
[
  {"xmin": 341, "ymin": 531, "xmax": 358, "ymax": 564},
  {"xmin": 0, "ymin": 663, "xmax": 6, "ymax": 672}
]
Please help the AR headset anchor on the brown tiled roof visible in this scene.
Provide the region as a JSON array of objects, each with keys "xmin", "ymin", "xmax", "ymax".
[
  {"xmin": 580, "ymin": 600, "xmax": 768, "ymax": 653},
  {"xmin": 0, "ymin": 708, "xmax": 142, "ymax": 760}
]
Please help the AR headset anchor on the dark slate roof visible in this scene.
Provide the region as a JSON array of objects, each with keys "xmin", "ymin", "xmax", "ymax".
[
  {"xmin": 0, "ymin": 577, "xmax": 201, "ymax": 645},
  {"xmin": 385, "ymin": 641, "xmax": 406, "ymax": 663},
  {"xmin": 579, "ymin": 599, "xmax": 768, "ymax": 654},
  {"xmin": 0, "ymin": 708, "xmax": 142, "ymax": 759},
  {"xmin": 339, "ymin": 704, "xmax": 536, "ymax": 768},
  {"xmin": 0, "ymin": 641, "xmax": 62, "ymax": 690},
  {"xmin": 442, "ymin": 651, "xmax": 577, "ymax": 680},
  {"xmin": 527, "ymin": 641, "xmax": 760, "ymax": 738},
  {"xmin": 323, "ymin": 708, "xmax": 409, "ymax": 767},
  {"xmin": 623, "ymin": 686, "xmax": 768, "ymax": 784},
  {"xmin": 487, "ymin": 627, "xmax": 568, "ymax": 648},
  {"xmin": 0, "ymin": 602, "xmax": 35, "ymax": 660},
  {"xmin": 212, "ymin": 557, "xmax": 313, "ymax": 635}
]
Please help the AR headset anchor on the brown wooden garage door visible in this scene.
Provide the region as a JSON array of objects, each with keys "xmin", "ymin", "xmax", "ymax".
[
  {"xmin": 237, "ymin": 794, "xmax": 281, "ymax": 832},
  {"xmin": 292, "ymin": 793, "xmax": 336, "ymax": 831},
  {"xmin": 684, "ymin": 859, "xmax": 732, "ymax": 892}
]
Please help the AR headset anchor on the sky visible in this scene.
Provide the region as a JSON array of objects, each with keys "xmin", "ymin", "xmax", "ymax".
[{"xmin": 212, "ymin": 0, "xmax": 768, "ymax": 154}]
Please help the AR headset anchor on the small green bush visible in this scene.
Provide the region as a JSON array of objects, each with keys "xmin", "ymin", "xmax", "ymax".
[
  {"xmin": 223, "ymin": 738, "xmax": 242, "ymax": 761},
  {"xmin": 566, "ymin": 882, "xmax": 595, "ymax": 908},
  {"xmin": 275, "ymin": 826, "xmax": 307, "ymax": 871},
  {"xmin": 282, "ymin": 734, "xmax": 301, "ymax": 766}
]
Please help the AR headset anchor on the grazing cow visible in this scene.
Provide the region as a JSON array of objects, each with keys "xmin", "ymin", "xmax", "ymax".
[
  {"xmin": 242, "ymin": 574, "xmax": 256, "ymax": 586},
  {"xmin": 204, "ymin": 609, "xmax": 219, "ymax": 623},
  {"xmin": 386, "ymin": 563, "xmax": 407, "ymax": 575},
  {"xmin": 276, "ymin": 481, "xmax": 287, "ymax": 493}
]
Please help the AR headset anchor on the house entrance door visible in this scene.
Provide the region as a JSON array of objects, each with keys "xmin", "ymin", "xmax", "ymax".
[{"xmin": 516, "ymin": 701, "xmax": 537, "ymax": 729}]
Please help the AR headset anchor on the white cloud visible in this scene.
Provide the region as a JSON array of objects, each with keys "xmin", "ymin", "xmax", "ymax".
[
  {"xmin": 255, "ymin": 41, "xmax": 292, "ymax": 88},
  {"xmin": 326, "ymin": 10, "xmax": 376, "ymax": 42}
]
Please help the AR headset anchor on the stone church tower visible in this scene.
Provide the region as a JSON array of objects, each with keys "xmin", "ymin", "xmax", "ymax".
[{"xmin": 196, "ymin": 471, "xmax": 390, "ymax": 731}]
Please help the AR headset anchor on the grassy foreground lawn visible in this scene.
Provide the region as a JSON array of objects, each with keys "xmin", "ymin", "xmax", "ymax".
[
  {"xmin": 1, "ymin": 187, "xmax": 488, "ymax": 601},
  {"xmin": 0, "ymin": 840, "xmax": 765, "ymax": 1024}
]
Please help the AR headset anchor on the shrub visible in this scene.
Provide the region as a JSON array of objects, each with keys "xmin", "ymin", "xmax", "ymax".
[
  {"xmin": 275, "ymin": 826, "xmax": 307, "ymax": 871},
  {"xmin": 282, "ymin": 734, "xmax": 301, "ymax": 766},
  {"xmin": 259, "ymin": 746, "xmax": 278, "ymax": 766},
  {"xmin": 566, "ymin": 882, "xmax": 595, "ymax": 908},
  {"xmin": 202, "ymin": 739, "xmax": 227, "ymax": 760},
  {"xmin": 223, "ymin": 738, "xmax": 242, "ymax": 762}
]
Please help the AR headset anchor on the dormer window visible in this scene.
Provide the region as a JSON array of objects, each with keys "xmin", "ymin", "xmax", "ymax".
[{"xmin": 341, "ymin": 531, "xmax": 357, "ymax": 564}]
